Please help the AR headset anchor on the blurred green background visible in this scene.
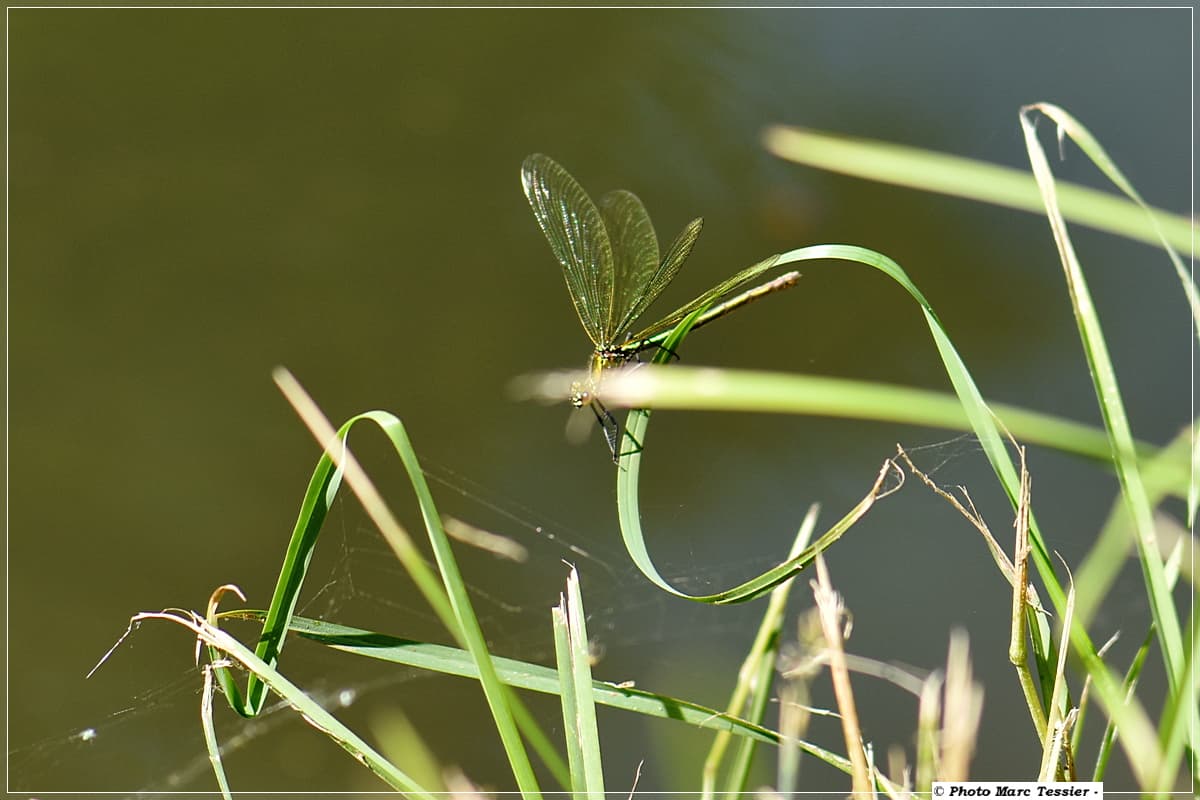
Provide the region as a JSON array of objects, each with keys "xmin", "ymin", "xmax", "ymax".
[{"xmin": 7, "ymin": 7, "xmax": 1190, "ymax": 795}]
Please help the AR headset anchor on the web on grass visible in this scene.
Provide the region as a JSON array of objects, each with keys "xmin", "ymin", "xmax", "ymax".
[{"xmin": 10, "ymin": 456, "xmax": 810, "ymax": 795}]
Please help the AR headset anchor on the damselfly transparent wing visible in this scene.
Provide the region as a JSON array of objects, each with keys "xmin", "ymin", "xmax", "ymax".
[
  {"xmin": 521, "ymin": 154, "xmax": 614, "ymax": 349},
  {"xmin": 607, "ymin": 209, "xmax": 704, "ymax": 341},
  {"xmin": 597, "ymin": 189, "xmax": 660, "ymax": 340}
]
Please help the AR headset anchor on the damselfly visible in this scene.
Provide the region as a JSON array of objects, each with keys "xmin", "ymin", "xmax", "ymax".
[{"xmin": 521, "ymin": 153, "xmax": 799, "ymax": 459}]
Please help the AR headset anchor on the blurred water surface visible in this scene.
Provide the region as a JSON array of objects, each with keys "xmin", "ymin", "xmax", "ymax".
[{"xmin": 8, "ymin": 7, "xmax": 1190, "ymax": 794}]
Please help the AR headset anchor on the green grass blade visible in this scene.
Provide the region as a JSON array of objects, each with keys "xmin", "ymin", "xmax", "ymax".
[
  {"xmin": 1093, "ymin": 627, "xmax": 1153, "ymax": 781},
  {"xmin": 563, "ymin": 567, "xmax": 605, "ymax": 798},
  {"xmin": 1156, "ymin": 609, "xmax": 1199, "ymax": 793},
  {"xmin": 770, "ymin": 113, "xmax": 1193, "ymax": 779},
  {"xmin": 712, "ymin": 507, "xmax": 819, "ymax": 798},
  {"xmin": 1019, "ymin": 105, "xmax": 1186, "ymax": 698},
  {"xmin": 1019, "ymin": 105, "xmax": 1200, "ymax": 345},
  {"xmin": 336, "ymin": 409, "xmax": 545, "ymax": 798},
  {"xmin": 598, "ymin": 367, "xmax": 1185, "ymax": 492},
  {"xmin": 617, "ymin": 311, "xmax": 896, "ymax": 604},
  {"xmin": 507, "ymin": 691, "xmax": 572, "ymax": 790},
  {"xmin": 1037, "ymin": 581, "xmax": 1076, "ymax": 781},
  {"xmin": 213, "ymin": 425, "xmax": 349, "ymax": 718},
  {"xmin": 1074, "ymin": 427, "xmax": 1192, "ymax": 628},
  {"xmin": 261, "ymin": 613, "xmax": 779, "ymax": 743},
  {"xmin": 200, "ymin": 665, "xmax": 234, "ymax": 800},
  {"xmin": 212, "ymin": 406, "xmax": 461, "ymax": 719},
  {"xmin": 618, "ymin": 401, "xmax": 896, "ymax": 605},
  {"xmin": 1020, "ymin": 102, "xmax": 1200, "ymax": 526},
  {"xmin": 763, "ymin": 125, "xmax": 1192, "ymax": 253},
  {"xmin": 552, "ymin": 603, "xmax": 585, "ymax": 794}
]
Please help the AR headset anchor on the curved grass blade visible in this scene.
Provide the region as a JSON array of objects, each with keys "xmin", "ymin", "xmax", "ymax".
[
  {"xmin": 212, "ymin": 376, "xmax": 545, "ymax": 799},
  {"xmin": 210, "ymin": 409, "xmax": 459, "ymax": 719},
  {"xmin": 616, "ymin": 307, "xmax": 900, "ymax": 605},
  {"xmin": 210, "ymin": 421, "xmax": 359, "ymax": 718},
  {"xmin": 614, "ymin": 241, "xmax": 1166, "ymax": 786},
  {"xmin": 522, "ymin": 153, "xmax": 614, "ymax": 348}
]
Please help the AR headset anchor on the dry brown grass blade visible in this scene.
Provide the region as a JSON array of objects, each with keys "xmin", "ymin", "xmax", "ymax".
[
  {"xmin": 1007, "ymin": 449, "xmax": 1049, "ymax": 739},
  {"xmin": 939, "ymin": 631, "xmax": 984, "ymax": 781},
  {"xmin": 811, "ymin": 555, "xmax": 873, "ymax": 798},
  {"xmin": 442, "ymin": 516, "xmax": 529, "ymax": 563},
  {"xmin": 886, "ymin": 745, "xmax": 912, "ymax": 799}
]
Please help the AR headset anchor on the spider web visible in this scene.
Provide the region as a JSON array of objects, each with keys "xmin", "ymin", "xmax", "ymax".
[{"xmin": 10, "ymin": 456, "xmax": 803, "ymax": 795}]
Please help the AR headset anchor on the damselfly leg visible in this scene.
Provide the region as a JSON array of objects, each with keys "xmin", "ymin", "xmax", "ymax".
[{"xmin": 588, "ymin": 398, "xmax": 643, "ymax": 463}]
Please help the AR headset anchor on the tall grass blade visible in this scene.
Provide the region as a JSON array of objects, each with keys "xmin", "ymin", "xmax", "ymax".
[
  {"xmin": 703, "ymin": 506, "xmax": 820, "ymax": 799},
  {"xmin": 1093, "ymin": 627, "xmax": 1153, "ymax": 781},
  {"xmin": 1074, "ymin": 428, "xmax": 1193, "ymax": 626},
  {"xmin": 1156, "ymin": 610, "xmax": 1200, "ymax": 793},
  {"xmin": 552, "ymin": 604, "xmax": 585, "ymax": 793},
  {"xmin": 564, "ymin": 567, "xmax": 605, "ymax": 798},
  {"xmin": 1019, "ymin": 105, "xmax": 1187, "ymax": 699},
  {"xmin": 1022, "ymin": 102, "xmax": 1200, "ymax": 525}
]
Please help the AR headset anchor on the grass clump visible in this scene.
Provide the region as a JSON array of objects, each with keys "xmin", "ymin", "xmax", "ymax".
[{"xmin": 100, "ymin": 103, "xmax": 1193, "ymax": 797}]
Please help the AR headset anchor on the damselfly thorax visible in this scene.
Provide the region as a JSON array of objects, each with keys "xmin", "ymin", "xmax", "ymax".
[{"xmin": 569, "ymin": 348, "xmax": 636, "ymax": 409}]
